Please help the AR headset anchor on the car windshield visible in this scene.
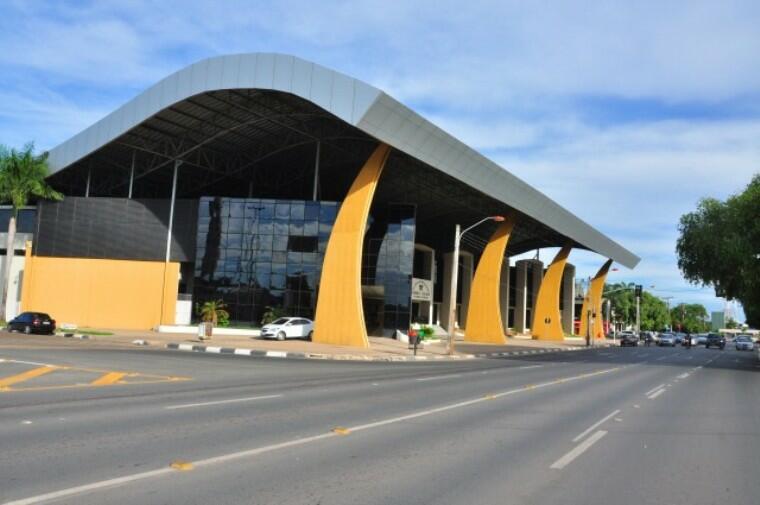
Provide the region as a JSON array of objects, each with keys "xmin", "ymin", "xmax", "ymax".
[
  {"xmin": 270, "ymin": 318, "xmax": 290, "ymax": 325},
  {"xmin": 735, "ymin": 336, "xmax": 750, "ymax": 342}
]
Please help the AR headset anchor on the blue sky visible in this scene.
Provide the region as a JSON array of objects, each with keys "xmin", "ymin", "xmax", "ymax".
[{"xmin": 2, "ymin": 0, "xmax": 759, "ymax": 322}]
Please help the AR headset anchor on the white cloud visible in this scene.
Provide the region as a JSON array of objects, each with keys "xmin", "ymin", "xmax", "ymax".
[{"xmin": 0, "ymin": 0, "xmax": 757, "ymax": 321}]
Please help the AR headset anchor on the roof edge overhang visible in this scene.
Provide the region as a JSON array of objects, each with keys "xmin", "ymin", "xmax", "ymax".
[{"xmin": 46, "ymin": 52, "xmax": 640, "ymax": 269}]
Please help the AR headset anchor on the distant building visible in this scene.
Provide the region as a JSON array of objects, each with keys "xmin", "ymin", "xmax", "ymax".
[{"xmin": 711, "ymin": 311, "xmax": 725, "ymax": 331}]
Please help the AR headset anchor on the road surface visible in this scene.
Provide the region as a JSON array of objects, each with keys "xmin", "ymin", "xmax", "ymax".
[{"xmin": 1, "ymin": 337, "xmax": 758, "ymax": 504}]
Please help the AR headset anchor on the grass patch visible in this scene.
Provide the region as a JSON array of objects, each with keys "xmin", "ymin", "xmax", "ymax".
[{"xmin": 74, "ymin": 328, "xmax": 115, "ymax": 336}]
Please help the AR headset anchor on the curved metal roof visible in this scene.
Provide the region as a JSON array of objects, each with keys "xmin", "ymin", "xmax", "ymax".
[{"xmin": 46, "ymin": 52, "xmax": 639, "ymax": 268}]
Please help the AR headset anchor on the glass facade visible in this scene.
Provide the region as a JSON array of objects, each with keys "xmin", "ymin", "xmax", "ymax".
[
  {"xmin": 193, "ymin": 197, "xmax": 416, "ymax": 335},
  {"xmin": 362, "ymin": 204, "xmax": 416, "ymax": 336},
  {"xmin": 193, "ymin": 197, "xmax": 337, "ymax": 325}
]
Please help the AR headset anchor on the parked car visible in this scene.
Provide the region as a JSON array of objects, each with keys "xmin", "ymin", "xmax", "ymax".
[
  {"xmin": 705, "ymin": 333, "xmax": 726, "ymax": 350},
  {"xmin": 674, "ymin": 333, "xmax": 686, "ymax": 344},
  {"xmin": 695, "ymin": 334, "xmax": 708, "ymax": 345},
  {"xmin": 6, "ymin": 312, "xmax": 56, "ymax": 334},
  {"xmin": 620, "ymin": 333, "xmax": 639, "ymax": 347},
  {"xmin": 260, "ymin": 317, "xmax": 314, "ymax": 340},
  {"xmin": 658, "ymin": 333, "xmax": 676, "ymax": 347},
  {"xmin": 734, "ymin": 335, "xmax": 754, "ymax": 351}
]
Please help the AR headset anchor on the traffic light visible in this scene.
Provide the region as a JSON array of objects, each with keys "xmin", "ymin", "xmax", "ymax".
[{"xmin": 634, "ymin": 284, "xmax": 642, "ymax": 297}]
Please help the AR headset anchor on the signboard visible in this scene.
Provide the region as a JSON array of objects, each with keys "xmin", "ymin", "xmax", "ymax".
[{"xmin": 411, "ymin": 278, "xmax": 433, "ymax": 302}]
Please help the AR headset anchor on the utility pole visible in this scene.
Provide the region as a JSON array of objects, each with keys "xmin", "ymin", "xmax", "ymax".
[{"xmin": 636, "ymin": 296, "xmax": 640, "ymax": 335}]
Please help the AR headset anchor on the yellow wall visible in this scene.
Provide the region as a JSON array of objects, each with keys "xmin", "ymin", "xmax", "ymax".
[
  {"xmin": 464, "ymin": 217, "xmax": 515, "ymax": 344},
  {"xmin": 21, "ymin": 245, "xmax": 178, "ymax": 330}
]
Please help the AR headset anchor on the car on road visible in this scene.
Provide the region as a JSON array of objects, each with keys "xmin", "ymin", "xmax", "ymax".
[
  {"xmin": 694, "ymin": 333, "xmax": 707, "ymax": 345},
  {"xmin": 705, "ymin": 333, "xmax": 726, "ymax": 350},
  {"xmin": 658, "ymin": 333, "xmax": 676, "ymax": 347},
  {"xmin": 260, "ymin": 317, "xmax": 314, "ymax": 340},
  {"xmin": 620, "ymin": 333, "xmax": 639, "ymax": 347},
  {"xmin": 734, "ymin": 335, "xmax": 754, "ymax": 351},
  {"xmin": 6, "ymin": 312, "xmax": 56, "ymax": 334}
]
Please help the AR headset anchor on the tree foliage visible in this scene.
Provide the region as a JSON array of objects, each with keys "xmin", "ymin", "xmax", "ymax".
[
  {"xmin": 0, "ymin": 144, "xmax": 62, "ymax": 209},
  {"xmin": 676, "ymin": 174, "xmax": 760, "ymax": 327},
  {"xmin": 603, "ymin": 282, "xmax": 671, "ymax": 331},
  {"xmin": 670, "ymin": 303, "xmax": 709, "ymax": 333}
]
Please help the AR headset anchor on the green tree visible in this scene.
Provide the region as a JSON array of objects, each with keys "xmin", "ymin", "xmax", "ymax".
[
  {"xmin": 677, "ymin": 174, "xmax": 760, "ymax": 327},
  {"xmin": 640, "ymin": 292, "xmax": 671, "ymax": 331},
  {"xmin": 0, "ymin": 144, "xmax": 63, "ymax": 318},
  {"xmin": 670, "ymin": 303, "xmax": 709, "ymax": 333},
  {"xmin": 603, "ymin": 283, "xmax": 670, "ymax": 331}
]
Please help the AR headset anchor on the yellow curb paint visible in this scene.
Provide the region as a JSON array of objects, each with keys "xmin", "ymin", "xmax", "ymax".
[
  {"xmin": 0, "ymin": 366, "xmax": 56, "ymax": 388},
  {"xmin": 91, "ymin": 372, "xmax": 126, "ymax": 386},
  {"xmin": 332, "ymin": 427, "xmax": 351, "ymax": 435},
  {"xmin": 169, "ymin": 460, "xmax": 193, "ymax": 471}
]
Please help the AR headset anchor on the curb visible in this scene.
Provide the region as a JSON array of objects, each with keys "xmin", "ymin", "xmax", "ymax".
[{"xmin": 164, "ymin": 342, "xmax": 607, "ymax": 362}]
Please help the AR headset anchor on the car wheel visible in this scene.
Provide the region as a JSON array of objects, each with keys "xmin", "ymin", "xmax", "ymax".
[
  {"xmin": 307, "ymin": 331, "xmax": 313, "ymax": 341},
  {"xmin": 277, "ymin": 331, "xmax": 286, "ymax": 341},
  {"xmin": 23, "ymin": 325, "xmax": 31, "ymax": 334}
]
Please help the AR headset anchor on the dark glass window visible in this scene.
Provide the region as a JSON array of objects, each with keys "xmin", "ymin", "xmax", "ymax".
[{"xmin": 288, "ymin": 236, "xmax": 318, "ymax": 253}]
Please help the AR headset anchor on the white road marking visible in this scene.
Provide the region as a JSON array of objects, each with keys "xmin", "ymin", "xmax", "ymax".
[
  {"xmin": 645, "ymin": 384, "xmax": 665, "ymax": 396},
  {"xmin": 647, "ymin": 388, "xmax": 665, "ymax": 399},
  {"xmin": 21, "ymin": 420, "xmax": 32, "ymax": 425},
  {"xmin": 655, "ymin": 356, "xmax": 668, "ymax": 361},
  {"xmin": 6, "ymin": 366, "xmax": 621, "ymax": 505},
  {"xmin": 415, "ymin": 374, "xmax": 462, "ymax": 382},
  {"xmin": 572, "ymin": 409, "xmax": 620, "ymax": 443},
  {"xmin": 551, "ymin": 430, "xmax": 608, "ymax": 469},
  {"xmin": 518, "ymin": 365, "xmax": 544, "ymax": 370},
  {"xmin": 677, "ymin": 373, "xmax": 690, "ymax": 379},
  {"xmin": 0, "ymin": 358, "xmax": 58, "ymax": 367},
  {"xmin": 165, "ymin": 394, "xmax": 282, "ymax": 410}
]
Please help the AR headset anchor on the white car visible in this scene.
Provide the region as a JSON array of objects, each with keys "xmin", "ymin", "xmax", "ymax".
[
  {"xmin": 734, "ymin": 335, "xmax": 754, "ymax": 351},
  {"xmin": 260, "ymin": 317, "xmax": 314, "ymax": 340}
]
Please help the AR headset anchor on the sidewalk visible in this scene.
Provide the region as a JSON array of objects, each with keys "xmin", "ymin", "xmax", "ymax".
[{"xmin": 51, "ymin": 328, "xmax": 607, "ymax": 362}]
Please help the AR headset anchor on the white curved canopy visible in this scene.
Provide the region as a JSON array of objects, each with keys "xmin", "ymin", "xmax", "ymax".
[{"xmin": 47, "ymin": 53, "xmax": 639, "ymax": 268}]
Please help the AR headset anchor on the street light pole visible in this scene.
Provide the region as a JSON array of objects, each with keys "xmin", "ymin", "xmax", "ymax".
[
  {"xmin": 447, "ymin": 216, "xmax": 505, "ymax": 355},
  {"xmin": 447, "ymin": 223, "xmax": 461, "ymax": 355}
]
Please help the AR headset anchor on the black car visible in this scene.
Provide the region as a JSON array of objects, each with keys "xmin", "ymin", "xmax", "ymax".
[
  {"xmin": 705, "ymin": 333, "xmax": 725, "ymax": 350},
  {"xmin": 6, "ymin": 312, "xmax": 56, "ymax": 334},
  {"xmin": 620, "ymin": 333, "xmax": 639, "ymax": 347}
]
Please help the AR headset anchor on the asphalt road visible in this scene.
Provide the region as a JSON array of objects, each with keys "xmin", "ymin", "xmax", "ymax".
[{"xmin": 1, "ymin": 337, "xmax": 758, "ymax": 505}]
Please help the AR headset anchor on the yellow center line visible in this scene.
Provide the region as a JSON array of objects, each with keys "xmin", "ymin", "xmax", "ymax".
[
  {"xmin": 91, "ymin": 372, "xmax": 127, "ymax": 386},
  {"xmin": 0, "ymin": 366, "xmax": 57, "ymax": 388}
]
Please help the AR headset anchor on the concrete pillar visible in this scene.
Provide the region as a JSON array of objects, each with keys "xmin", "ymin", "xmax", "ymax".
[
  {"xmin": 530, "ymin": 260, "xmax": 543, "ymax": 326},
  {"xmin": 515, "ymin": 259, "xmax": 544, "ymax": 334},
  {"xmin": 441, "ymin": 251, "xmax": 474, "ymax": 330},
  {"xmin": 561, "ymin": 263, "xmax": 576, "ymax": 335},
  {"xmin": 514, "ymin": 260, "xmax": 528, "ymax": 334},
  {"xmin": 500, "ymin": 257, "xmax": 510, "ymax": 334}
]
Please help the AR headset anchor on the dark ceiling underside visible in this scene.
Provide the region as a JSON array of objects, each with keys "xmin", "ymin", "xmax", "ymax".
[{"xmin": 48, "ymin": 88, "xmax": 583, "ymax": 257}]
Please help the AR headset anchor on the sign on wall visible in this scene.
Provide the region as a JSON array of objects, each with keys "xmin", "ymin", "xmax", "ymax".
[{"xmin": 411, "ymin": 278, "xmax": 433, "ymax": 302}]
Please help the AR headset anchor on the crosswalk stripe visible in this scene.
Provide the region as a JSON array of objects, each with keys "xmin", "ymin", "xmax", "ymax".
[
  {"xmin": 90, "ymin": 372, "xmax": 126, "ymax": 386},
  {"xmin": 0, "ymin": 366, "xmax": 57, "ymax": 388}
]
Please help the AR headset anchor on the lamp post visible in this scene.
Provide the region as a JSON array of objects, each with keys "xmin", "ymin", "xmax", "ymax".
[{"xmin": 447, "ymin": 215, "xmax": 505, "ymax": 355}]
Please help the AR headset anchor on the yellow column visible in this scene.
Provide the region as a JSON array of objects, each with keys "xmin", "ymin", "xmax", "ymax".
[
  {"xmin": 578, "ymin": 259, "xmax": 613, "ymax": 339},
  {"xmin": 532, "ymin": 245, "xmax": 572, "ymax": 341},
  {"xmin": 464, "ymin": 216, "xmax": 516, "ymax": 344},
  {"xmin": 313, "ymin": 144, "xmax": 391, "ymax": 348}
]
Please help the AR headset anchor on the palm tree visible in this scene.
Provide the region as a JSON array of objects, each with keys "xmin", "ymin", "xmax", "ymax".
[
  {"xmin": 0, "ymin": 144, "xmax": 62, "ymax": 319},
  {"xmin": 199, "ymin": 299, "xmax": 229, "ymax": 325}
]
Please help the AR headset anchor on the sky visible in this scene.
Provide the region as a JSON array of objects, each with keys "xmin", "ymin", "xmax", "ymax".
[{"xmin": 1, "ymin": 0, "xmax": 758, "ymax": 322}]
